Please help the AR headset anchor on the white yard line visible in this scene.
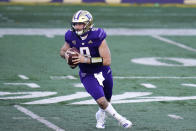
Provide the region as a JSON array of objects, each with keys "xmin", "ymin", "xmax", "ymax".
[
  {"xmin": 168, "ymin": 114, "xmax": 183, "ymax": 120},
  {"xmin": 14, "ymin": 105, "xmax": 65, "ymax": 131},
  {"xmin": 1, "ymin": 28, "xmax": 196, "ymax": 37},
  {"xmin": 151, "ymin": 35, "xmax": 196, "ymax": 53},
  {"xmin": 50, "ymin": 76, "xmax": 196, "ymax": 80},
  {"xmin": 18, "ymin": 74, "xmax": 29, "ymax": 80},
  {"xmin": 181, "ymin": 83, "xmax": 196, "ymax": 87},
  {"xmin": 141, "ymin": 83, "xmax": 157, "ymax": 88},
  {"xmin": 23, "ymin": 92, "xmax": 90, "ymax": 105},
  {"xmin": 73, "ymin": 83, "xmax": 84, "ymax": 88},
  {"xmin": 12, "ymin": 116, "xmax": 60, "ymax": 120},
  {"xmin": 50, "ymin": 75, "xmax": 77, "ymax": 80},
  {"xmin": 113, "ymin": 76, "xmax": 196, "ymax": 79},
  {"xmin": 4, "ymin": 83, "xmax": 40, "ymax": 88}
]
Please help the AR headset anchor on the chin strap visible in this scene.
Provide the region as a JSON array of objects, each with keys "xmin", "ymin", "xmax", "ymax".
[{"xmin": 76, "ymin": 30, "xmax": 84, "ymax": 36}]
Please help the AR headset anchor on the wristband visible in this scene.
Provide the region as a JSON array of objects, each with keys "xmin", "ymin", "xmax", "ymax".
[{"xmin": 90, "ymin": 57, "xmax": 103, "ymax": 65}]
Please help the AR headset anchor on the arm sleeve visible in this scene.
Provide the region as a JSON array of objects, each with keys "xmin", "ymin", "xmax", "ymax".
[
  {"xmin": 99, "ymin": 28, "xmax": 107, "ymax": 41},
  {"xmin": 64, "ymin": 30, "xmax": 71, "ymax": 45},
  {"xmin": 97, "ymin": 28, "xmax": 107, "ymax": 47}
]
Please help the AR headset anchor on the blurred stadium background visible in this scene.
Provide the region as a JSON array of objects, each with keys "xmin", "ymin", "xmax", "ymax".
[{"xmin": 0, "ymin": 0, "xmax": 196, "ymax": 131}]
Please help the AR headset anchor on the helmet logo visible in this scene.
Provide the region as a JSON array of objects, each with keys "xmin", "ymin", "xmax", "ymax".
[{"xmin": 85, "ymin": 14, "xmax": 91, "ymax": 20}]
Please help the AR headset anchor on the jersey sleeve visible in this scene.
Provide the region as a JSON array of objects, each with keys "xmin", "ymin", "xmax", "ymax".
[
  {"xmin": 64, "ymin": 30, "xmax": 72, "ymax": 45},
  {"xmin": 96, "ymin": 28, "xmax": 107, "ymax": 47},
  {"xmin": 98, "ymin": 28, "xmax": 107, "ymax": 41}
]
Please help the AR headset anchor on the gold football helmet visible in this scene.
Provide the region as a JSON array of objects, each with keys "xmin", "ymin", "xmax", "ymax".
[{"xmin": 72, "ymin": 10, "xmax": 93, "ymax": 36}]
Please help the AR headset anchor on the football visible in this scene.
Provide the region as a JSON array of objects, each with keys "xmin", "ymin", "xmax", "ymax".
[{"xmin": 65, "ymin": 47, "xmax": 79, "ymax": 68}]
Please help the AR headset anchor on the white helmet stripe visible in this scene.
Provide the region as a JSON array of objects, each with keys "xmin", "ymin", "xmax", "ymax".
[{"xmin": 74, "ymin": 10, "xmax": 82, "ymax": 20}]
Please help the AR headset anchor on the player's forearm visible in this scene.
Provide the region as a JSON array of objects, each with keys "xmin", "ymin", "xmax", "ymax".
[
  {"xmin": 102, "ymin": 57, "xmax": 111, "ymax": 66},
  {"xmin": 60, "ymin": 50, "xmax": 66, "ymax": 59},
  {"xmin": 60, "ymin": 48, "xmax": 70, "ymax": 60},
  {"xmin": 60, "ymin": 42, "xmax": 71, "ymax": 59},
  {"xmin": 73, "ymin": 55, "xmax": 111, "ymax": 66}
]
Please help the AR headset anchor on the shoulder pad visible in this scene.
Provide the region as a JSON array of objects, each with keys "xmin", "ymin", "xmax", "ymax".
[
  {"xmin": 65, "ymin": 29, "xmax": 73, "ymax": 43},
  {"xmin": 90, "ymin": 28, "xmax": 107, "ymax": 41}
]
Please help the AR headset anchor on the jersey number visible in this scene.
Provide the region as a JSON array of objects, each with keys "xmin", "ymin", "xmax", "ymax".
[{"xmin": 80, "ymin": 47, "xmax": 91, "ymax": 57}]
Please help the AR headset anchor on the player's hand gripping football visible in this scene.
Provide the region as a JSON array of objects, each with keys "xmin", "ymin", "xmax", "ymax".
[
  {"xmin": 72, "ymin": 52, "xmax": 88, "ymax": 64},
  {"xmin": 64, "ymin": 50, "xmax": 69, "ymax": 63},
  {"xmin": 64, "ymin": 48, "xmax": 80, "ymax": 69}
]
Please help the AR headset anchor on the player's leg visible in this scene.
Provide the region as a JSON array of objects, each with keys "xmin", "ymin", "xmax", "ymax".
[
  {"xmin": 96, "ymin": 96, "xmax": 132, "ymax": 128},
  {"xmin": 94, "ymin": 69, "xmax": 113, "ymax": 128},
  {"xmin": 96, "ymin": 70, "xmax": 132, "ymax": 128},
  {"xmin": 95, "ymin": 97, "xmax": 107, "ymax": 129},
  {"xmin": 80, "ymin": 72, "xmax": 132, "ymax": 128},
  {"xmin": 80, "ymin": 73, "xmax": 105, "ymax": 100},
  {"xmin": 79, "ymin": 73, "xmax": 106, "ymax": 128},
  {"xmin": 94, "ymin": 70, "xmax": 113, "ymax": 128},
  {"xmin": 102, "ymin": 70, "xmax": 113, "ymax": 102}
]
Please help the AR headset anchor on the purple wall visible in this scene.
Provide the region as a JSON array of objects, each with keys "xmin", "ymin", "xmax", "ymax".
[
  {"xmin": 0, "ymin": 0, "xmax": 10, "ymax": 2},
  {"xmin": 51, "ymin": 0, "xmax": 63, "ymax": 2}
]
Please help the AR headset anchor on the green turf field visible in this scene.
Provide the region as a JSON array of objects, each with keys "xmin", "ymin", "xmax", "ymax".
[
  {"xmin": 0, "ymin": 4, "xmax": 196, "ymax": 28},
  {"xmin": 1, "ymin": 4, "xmax": 196, "ymax": 131}
]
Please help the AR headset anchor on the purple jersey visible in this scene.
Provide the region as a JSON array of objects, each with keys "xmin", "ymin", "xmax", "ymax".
[{"xmin": 65, "ymin": 28, "xmax": 110, "ymax": 73}]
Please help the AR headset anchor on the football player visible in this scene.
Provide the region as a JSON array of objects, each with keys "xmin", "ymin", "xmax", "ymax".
[{"xmin": 60, "ymin": 10, "xmax": 132, "ymax": 129}]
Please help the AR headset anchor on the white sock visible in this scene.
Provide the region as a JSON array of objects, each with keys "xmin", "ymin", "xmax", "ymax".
[{"xmin": 104, "ymin": 103, "xmax": 123, "ymax": 121}]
